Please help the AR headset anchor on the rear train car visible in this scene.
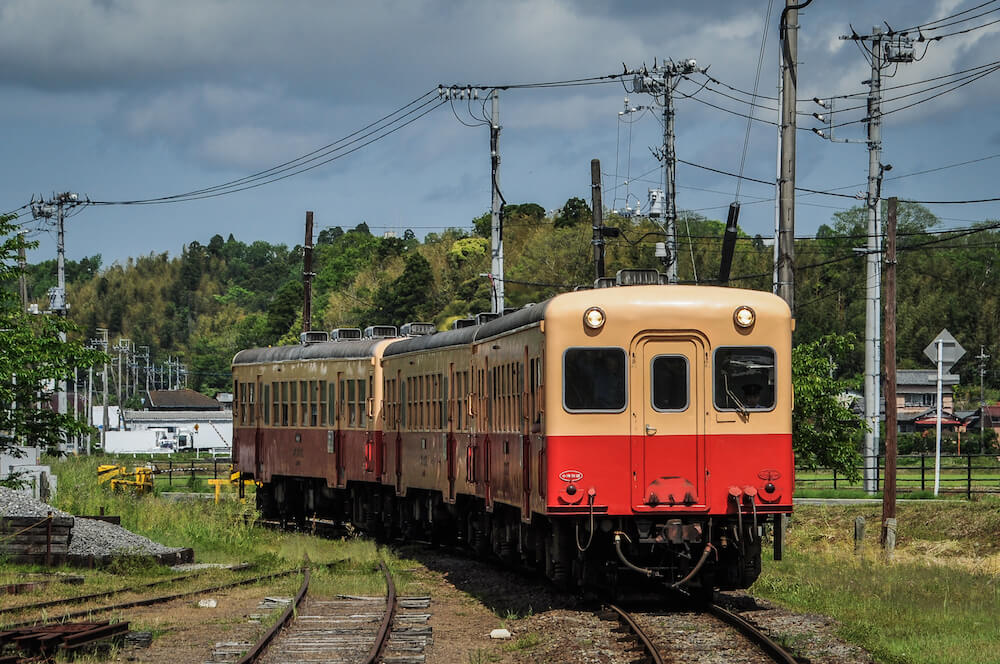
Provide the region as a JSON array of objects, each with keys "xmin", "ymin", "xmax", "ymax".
[{"xmin": 232, "ymin": 284, "xmax": 793, "ymax": 596}]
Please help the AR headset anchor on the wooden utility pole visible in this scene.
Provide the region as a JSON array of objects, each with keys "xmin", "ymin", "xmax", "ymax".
[
  {"xmin": 882, "ymin": 197, "xmax": 898, "ymax": 550},
  {"xmin": 303, "ymin": 211, "xmax": 314, "ymax": 334},
  {"xmin": 590, "ymin": 159, "xmax": 605, "ymax": 280}
]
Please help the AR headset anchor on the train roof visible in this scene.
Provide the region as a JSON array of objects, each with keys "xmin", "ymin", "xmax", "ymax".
[
  {"xmin": 232, "ymin": 338, "xmax": 386, "ymax": 366},
  {"xmin": 475, "ymin": 301, "xmax": 548, "ymax": 340},
  {"xmin": 382, "ymin": 326, "xmax": 477, "ymax": 357}
]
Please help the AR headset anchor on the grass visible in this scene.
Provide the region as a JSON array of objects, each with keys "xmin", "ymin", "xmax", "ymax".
[
  {"xmin": 18, "ymin": 456, "xmax": 421, "ymax": 593},
  {"xmin": 756, "ymin": 500, "xmax": 1000, "ymax": 664}
]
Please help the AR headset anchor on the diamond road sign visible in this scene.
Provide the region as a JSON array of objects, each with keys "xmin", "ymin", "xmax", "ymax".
[{"xmin": 923, "ymin": 329, "xmax": 966, "ymax": 371}]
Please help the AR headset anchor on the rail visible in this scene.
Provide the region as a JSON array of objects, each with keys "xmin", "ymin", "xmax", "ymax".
[
  {"xmin": 364, "ymin": 560, "xmax": 398, "ymax": 664},
  {"xmin": 606, "ymin": 604, "xmax": 664, "ymax": 664},
  {"xmin": 796, "ymin": 452, "xmax": 1000, "ymax": 498},
  {"xmin": 607, "ymin": 602, "xmax": 798, "ymax": 664},
  {"xmin": 1, "ymin": 568, "xmax": 300, "ymax": 630},
  {"xmin": 231, "ymin": 559, "xmax": 397, "ymax": 664},
  {"xmin": 707, "ymin": 603, "xmax": 797, "ymax": 664},
  {"xmin": 236, "ymin": 565, "xmax": 310, "ymax": 664}
]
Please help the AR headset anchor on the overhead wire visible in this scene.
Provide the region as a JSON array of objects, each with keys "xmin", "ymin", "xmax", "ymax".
[
  {"xmin": 89, "ymin": 90, "xmax": 443, "ymax": 205},
  {"xmin": 734, "ymin": 0, "xmax": 775, "ymax": 202}
]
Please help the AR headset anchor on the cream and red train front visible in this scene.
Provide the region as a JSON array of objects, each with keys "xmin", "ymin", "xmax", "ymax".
[{"xmin": 540, "ymin": 285, "xmax": 793, "ymax": 588}]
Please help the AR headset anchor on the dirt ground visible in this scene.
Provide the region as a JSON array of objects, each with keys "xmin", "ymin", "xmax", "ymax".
[{"xmin": 2, "ymin": 552, "xmax": 876, "ymax": 664}]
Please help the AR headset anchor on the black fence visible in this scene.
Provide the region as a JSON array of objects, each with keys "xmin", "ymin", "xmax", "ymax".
[{"xmin": 796, "ymin": 453, "xmax": 1000, "ymax": 498}]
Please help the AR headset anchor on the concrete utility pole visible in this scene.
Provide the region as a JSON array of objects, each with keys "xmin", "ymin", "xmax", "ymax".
[
  {"xmin": 303, "ymin": 211, "xmax": 314, "ymax": 333},
  {"xmin": 32, "ymin": 192, "xmax": 81, "ymax": 451},
  {"xmin": 633, "ymin": 58, "xmax": 707, "ymax": 284},
  {"xmin": 139, "ymin": 346, "xmax": 150, "ymax": 396},
  {"xmin": 977, "ymin": 346, "xmax": 990, "ymax": 450},
  {"xmin": 831, "ymin": 24, "xmax": 913, "ymax": 493},
  {"xmin": 489, "ymin": 90, "xmax": 504, "ymax": 313},
  {"xmin": 863, "ymin": 28, "xmax": 884, "ymax": 494},
  {"xmin": 95, "ymin": 328, "xmax": 109, "ymax": 449},
  {"xmin": 777, "ymin": 0, "xmax": 804, "ymax": 311},
  {"xmin": 17, "ymin": 231, "xmax": 28, "ymax": 312},
  {"xmin": 882, "ymin": 197, "xmax": 898, "ymax": 549}
]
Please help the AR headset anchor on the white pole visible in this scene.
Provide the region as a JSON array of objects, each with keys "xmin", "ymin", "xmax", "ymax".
[{"xmin": 934, "ymin": 340, "xmax": 943, "ymax": 495}]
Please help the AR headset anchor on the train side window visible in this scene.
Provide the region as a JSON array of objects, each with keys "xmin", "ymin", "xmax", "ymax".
[
  {"xmin": 299, "ymin": 380, "xmax": 308, "ymax": 426},
  {"xmin": 281, "ymin": 382, "xmax": 289, "ymax": 426},
  {"xmin": 359, "ymin": 379, "xmax": 368, "ymax": 428},
  {"xmin": 347, "ymin": 380, "xmax": 356, "ymax": 427},
  {"xmin": 319, "ymin": 381, "xmax": 327, "ymax": 427},
  {"xmin": 563, "ymin": 347, "xmax": 627, "ymax": 412},
  {"xmin": 272, "ymin": 381, "xmax": 279, "ymax": 425},
  {"xmin": 289, "ymin": 381, "xmax": 298, "ymax": 426},
  {"xmin": 401, "ymin": 378, "xmax": 409, "ymax": 430},
  {"xmin": 248, "ymin": 383, "xmax": 255, "ymax": 425},
  {"xmin": 713, "ymin": 347, "xmax": 776, "ymax": 411},
  {"xmin": 338, "ymin": 379, "xmax": 345, "ymax": 425},
  {"xmin": 651, "ymin": 355, "xmax": 689, "ymax": 412},
  {"xmin": 442, "ymin": 374, "xmax": 449, "ymax": 430},
  {"xmin": 262, "ymin": 384, "xmax": 270, "ymax": 425},
  {"xmin": 309, "ymin": 380, "xmax": 318, "ymax": 427},
  {"xmin": 328, "ymin": 382, "xmax": 336, "ymax": 427}
]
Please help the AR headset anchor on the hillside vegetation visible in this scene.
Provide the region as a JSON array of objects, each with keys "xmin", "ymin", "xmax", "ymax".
[{"xmin": 22, "ymin": 200, "xmax": 1000, "ymax": 404}]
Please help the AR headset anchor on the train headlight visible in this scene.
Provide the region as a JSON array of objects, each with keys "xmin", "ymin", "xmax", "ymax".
[
  {"xmin": 583, "ymin": 307, "xmax": 606, "ymax": 330},
  {"xmin": 733, "ymin": 306, "xmax": 755, "ymax": 329}
]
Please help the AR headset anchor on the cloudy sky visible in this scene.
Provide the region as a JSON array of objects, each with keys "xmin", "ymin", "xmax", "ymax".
[{"xmin": 2, "ymin": 0, "xmax": 999, "ymax": 268}]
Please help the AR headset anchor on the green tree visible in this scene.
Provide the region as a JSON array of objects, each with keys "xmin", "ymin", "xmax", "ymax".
[
  {"xmin": 266, "ymin": 281, "xmax": 304, "ymax": 340},
  {"xmin": 370, "ymin": 252, "xmax": 437, "ymax": 324},
  {"xmin": 554, "ymin": 197, "xmax": 590, "ymax": 228},
  {"xmin": 0, "ymin": 215, "xmax": 105, "ymax": 470},
  {"xmin": 791, "ymin": 333, "xmax": 866, "ymax": 480}
]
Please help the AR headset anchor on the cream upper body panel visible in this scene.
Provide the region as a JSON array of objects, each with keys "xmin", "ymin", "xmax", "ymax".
[{"xmin": 542, "ymin": 285, "xmax": 792, "ymax": 437}]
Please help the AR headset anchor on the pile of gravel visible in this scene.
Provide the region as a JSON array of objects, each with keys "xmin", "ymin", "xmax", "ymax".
[{"xmin": 0, "ymin": 486, "xmax": 187, "ymax": 558}]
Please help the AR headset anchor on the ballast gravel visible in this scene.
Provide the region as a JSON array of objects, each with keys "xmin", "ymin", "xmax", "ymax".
[{"xmin": 0, "ymin": 486, "xmax": 186, "ymax": 558}]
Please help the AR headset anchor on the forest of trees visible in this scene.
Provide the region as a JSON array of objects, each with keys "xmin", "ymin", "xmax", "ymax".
[{"xmin": 19, "ymin": 200, "xmax": 1000, "ymax": 404}]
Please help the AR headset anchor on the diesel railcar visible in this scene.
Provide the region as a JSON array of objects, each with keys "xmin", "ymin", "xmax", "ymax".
[{"xmin": 232, "ymin": 283, "xmax": 794, "ymax": 596}]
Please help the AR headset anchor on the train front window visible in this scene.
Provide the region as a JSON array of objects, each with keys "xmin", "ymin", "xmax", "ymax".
[
  {"xmin": 714, "ymin": 347, "xmax": 776, "ymax": 411},
  {"xmin": 651, "ymin": 355, "xmax": 688, "ymax": 411},
  {"xmin": 563, "ymin": 347, "xmax": 626, "ymax": 412}
]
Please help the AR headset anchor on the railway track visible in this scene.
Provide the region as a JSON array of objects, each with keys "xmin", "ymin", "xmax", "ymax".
[
  {"xmin": 0, "ymin": 568, "xmax": 301, "ymax": 631},
  {"xmin": 606, "ymin": 600, "xmax": 798, "ymax": 664},
  {"xmin": 236, "ymin": 560, "xmax": 432, "ymax": 664}
]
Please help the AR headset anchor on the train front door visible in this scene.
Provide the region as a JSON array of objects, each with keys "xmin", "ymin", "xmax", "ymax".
[{"xmin": 630, "ymin": 335, "xmax": 707, "ymax": 510}]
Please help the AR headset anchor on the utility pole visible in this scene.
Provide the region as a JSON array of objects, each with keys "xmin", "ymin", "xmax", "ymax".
[
  {"xmin": 777, "ymin": 1, "xmax": 801, "ymax": 311},
  {"xmin": 591, "ymin": 159, "xmax": 605, "ymax": 280},
  {"xmin": 882, "ymin": 197, "xmax": 898, "ymax": 550},
  {"xmin": 303, "ymin": 211, "xmax": 314, "ymax": 333},
  {"xmin": 32, "ymin": 192, "xmax": 80, "ymax": 452},
  {"xmin": 139, "ymin": 346, "xmax": 150, "ymax": 397},
  {"xmin": 87, "ymin": 363, "xmax": 93, "ymax": 455},
  {"xmin": 977, "ymin": 345, "xmax": 990, "ymax": 450},
  {"xmin": 632, "ymin": 58, "xmax": 706, "ymax": 284},
  {"xmin": 832, "ymin": 25, "xmax": 913, "ymax": 493},
  {"xmin": 863, "ymin": 28, "xmax": 884, "ymax": 494},
  {"xmin": 490, "ymin": 90, "xmax": 504, "ymax": 313},
  {"xmin": 17, "ymin": 230, "xmax": 28, "ymax": 312},
  {"xmin": 94, "ymin": 328, "xmax": 109, "ymax": 449}
]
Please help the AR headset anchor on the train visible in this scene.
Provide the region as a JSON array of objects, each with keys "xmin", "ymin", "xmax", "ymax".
[{"xmin": 232, "ymin": 273, "xmax": 794, "ymax": 598}]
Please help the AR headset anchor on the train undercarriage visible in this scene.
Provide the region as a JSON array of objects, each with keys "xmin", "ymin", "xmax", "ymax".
[{"xmin": 255, "ymin": 475, "xmax": 772, "ymax": 600}]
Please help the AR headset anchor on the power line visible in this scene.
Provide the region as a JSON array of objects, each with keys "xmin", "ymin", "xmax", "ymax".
[
  {"xmin": 897, "ymin": 0, "xmax": 1000, "ymax": 33},
  {"xmin": 735, "ymin": 0, "xmax": 775, "ymax": 202},
  {"xmin": 89, "ymin": 91, "xmax": 444, "ymax": 206}
]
